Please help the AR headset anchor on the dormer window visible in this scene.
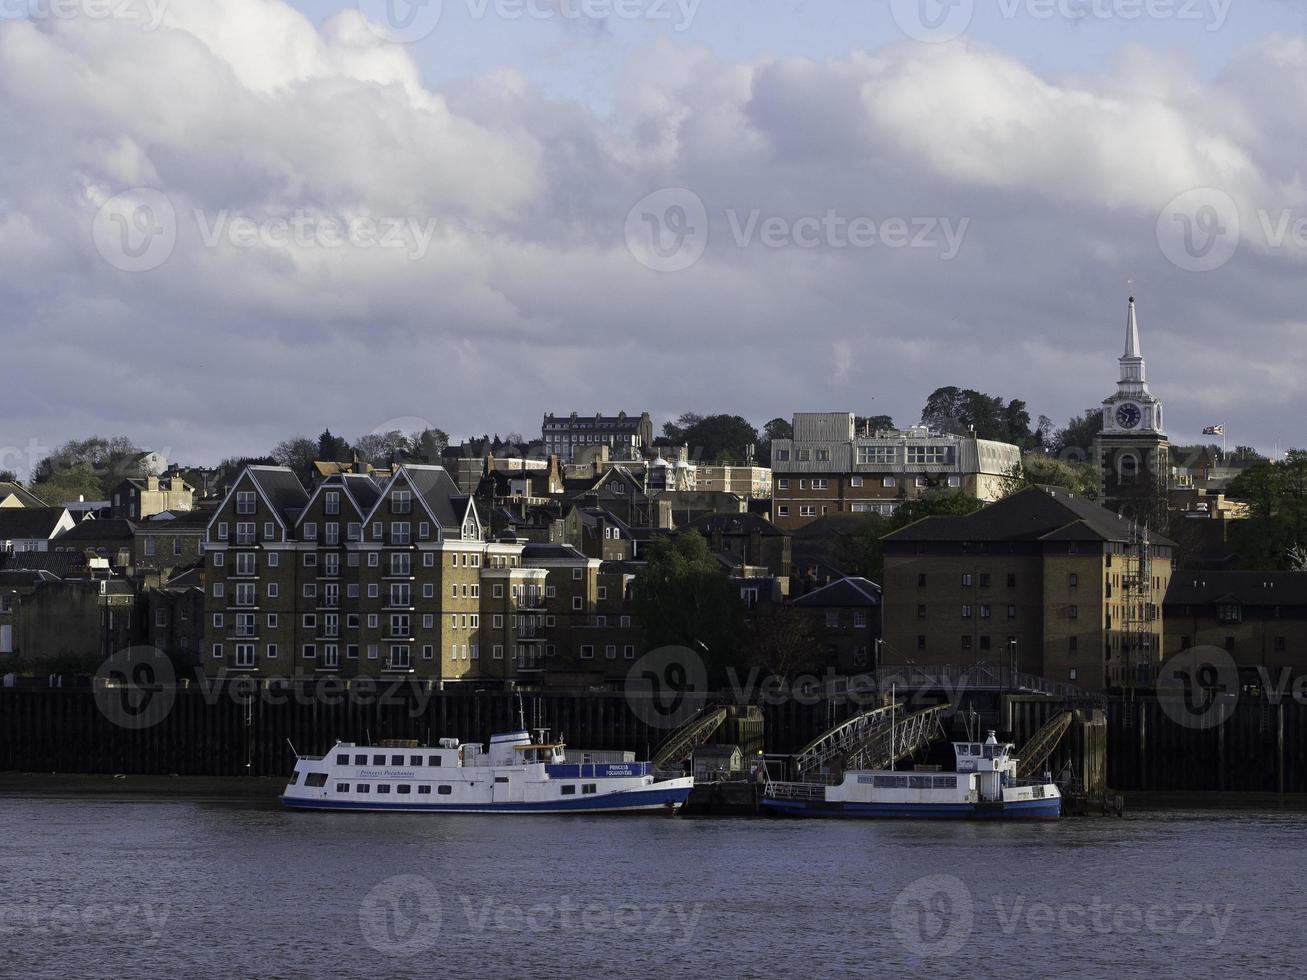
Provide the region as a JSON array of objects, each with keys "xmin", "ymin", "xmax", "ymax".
[{"xmin": 1217, "ymin": 604, "xmax": 1242, "ymax": 625}]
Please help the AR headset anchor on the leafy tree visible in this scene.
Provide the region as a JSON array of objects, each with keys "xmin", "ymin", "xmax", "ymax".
[
  {"xmin": 832, "ymin": 491, "xmax": 986, "ymax": 582},
  {"xmin": 1051, "ymin": 410, "xmax": 1103, "ymax": 460},
  {"xmin": 920, "ymin": 387, "xmax": 1034, "ymax": 447},
  {"xmin": 31, "ymin": 462, "xmax": 105, "ymax": 506},
  {"xmin": 272, "ymin": 437, "xmax": 316, "ymax": 473},
  {"xmin": 354, "ymin": 430, "xmax": 410, "ymax": 467},
  {"xmin": 33, "ymin": 436, "xmax": 145, "ymax": 497},
  {"xmin": 998, "ymin": 455, "xmax": 1098, "ymax": 498},
  {"xmin": 746, "ymin": 604, "xmax": 823, "ymax": 680},
  {"xmin": 1225, "ymin": 453, "xmax": 1307, "ymax": 569},
  {"xmin": 858, "ymin": 415, "xmax": 895, "ymax": 434},
  {"xmin": 0, "ymin": 470, "xmax": 16, "ymax": 483},
  {"xmin": 757, "ymin": 417, "xmax": 794, "ymax": 466},
  {"xmin": 632, "ymin": 531, "xmax": 744, "ymax": 682},
  {"xmin": 679, "ymin": 415, "xmax": 761, "ymax": 464},
  {"xmin": 409, "ymin": 428, "xmax": 450, "ymax": 462},
  {"xmin": 661, "ymin": 413, "xmax": 704, "ymax": 444}
]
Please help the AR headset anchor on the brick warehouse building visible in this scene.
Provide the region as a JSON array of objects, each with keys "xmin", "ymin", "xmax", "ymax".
[{"xmin": 881, "ymin": 486, "xmax": 1174, "ymax": 689}]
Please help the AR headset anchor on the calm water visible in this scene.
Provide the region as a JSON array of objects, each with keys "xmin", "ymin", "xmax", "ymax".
[{"xmin": 0, "ymin": 796, "xmax": 1301, "ymax": 979}]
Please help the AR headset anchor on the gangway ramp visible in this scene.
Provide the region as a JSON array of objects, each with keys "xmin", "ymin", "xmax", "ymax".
[
  {"xmin": 1016, "ymin": 710, "xmax": 1073, "ymax": 780},
  {"xmin": 793, "ymin": 702, "xmax": 949, "ymax": 777}
]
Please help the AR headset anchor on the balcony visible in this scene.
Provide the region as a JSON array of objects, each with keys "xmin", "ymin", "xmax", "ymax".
[
  {"xmin": 383, "ymin": 659, "xmax": 414, "ymax": 673},
  {"xmin": 517, "ymin": 653, "xmax": 547, "ymax": 672}
]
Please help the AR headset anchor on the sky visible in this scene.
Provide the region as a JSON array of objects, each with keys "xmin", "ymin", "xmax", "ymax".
[{"xmin": 3, "ymin": 0, "xmax": 1307, "ymax": 476}]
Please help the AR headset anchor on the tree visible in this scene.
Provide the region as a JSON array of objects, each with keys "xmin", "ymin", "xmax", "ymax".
[
  {"xmin": 317, "ymin": 430, "xmax": 351, "ymax": 463},
  {"xmin": 1225, "ymin": 454, "xmax": 1307, "ymax": 569},
  {"xmin": 31, "ymin": 462, "xmax": 105, "ymax": 506},
  {"xmin": 998, "ymin": 455, "xmax": 1098, "ymax": 499},
  {"xmin": 830, "ymin": 491, "xmax": 986, "ymax": 583},
  {"xmin": 757, "ymin": 417, "xmax": 794, "ymax": 467},
  {"xmin": 0, "ymin": 470, "xmax": 16, "ymax": 484},
  {"xmin": 1052, "ymin": 410, "xmax": 1104, "ymax": 460},
  {"xmin": 661, "ymin": 413, "xmax": 704, "ymax": 445},
  {"xmin": 33, "ymin": 436, "xmax": 144, "ymax": 498},
  {"xmin": 858, "ymin": 415, "xmax": 895, "ymax": 434},
  {"xmin": 272, "ymin": 437, "xmax": 316, "ymax": 473},
  {"xmin": 409, "ymin": 428, "xmax": 450, "ymax": 463},
  {"xmin": 353, "ymin": 430, "xmax": 410, "ymax": 467},
  {"xmin": 679, "ymin": 415, "xmax": 760, "ymax": 464},
  {"xmin": 632, "ymin": 531, "xmax": 744, "ymax": 682},
  {"xmin": 920, "ymin": 388, "xmax": 1034, "ymax": 447}
]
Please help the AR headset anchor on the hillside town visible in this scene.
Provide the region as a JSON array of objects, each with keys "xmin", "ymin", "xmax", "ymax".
[{"xmin": 0, "ymin": 300, "xmax": 1299, "ymax": 693}]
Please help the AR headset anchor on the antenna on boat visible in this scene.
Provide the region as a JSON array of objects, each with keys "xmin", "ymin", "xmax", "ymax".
[
  {"xmin": 517, "ymin": 692, "xmax": 527, "ymax": 732},
  {"xmin": 285, "ymin": 737, "xmax": 299, "ymax": 760}
]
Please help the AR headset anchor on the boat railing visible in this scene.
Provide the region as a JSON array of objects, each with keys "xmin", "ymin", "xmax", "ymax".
[{"xmin": 764, "ymin": 780, "xmax": 827, "ymax": 801}]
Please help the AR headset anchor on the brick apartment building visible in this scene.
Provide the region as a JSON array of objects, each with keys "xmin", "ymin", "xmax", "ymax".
[
  {"xmin": 881, "ymin": 486, "xmax": 1175, "ymax": 689},
  {"xmin": 769, "ymin": 413, "xmax": 1020, "ymax": 530}
]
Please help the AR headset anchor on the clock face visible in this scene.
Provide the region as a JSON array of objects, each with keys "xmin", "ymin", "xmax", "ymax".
[{"xmin": 1115, "ymin": 403, "xmax": 1142, "ymax": 429}]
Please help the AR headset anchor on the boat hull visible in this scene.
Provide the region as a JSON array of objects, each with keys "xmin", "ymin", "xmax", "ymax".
[
  {"xmin": 761, "ymin": 796, "xmax": 1062, "ymax": 821},
  {"xmin": 281, "ymin": 782, "xmax": 692, "ymax": 815}
]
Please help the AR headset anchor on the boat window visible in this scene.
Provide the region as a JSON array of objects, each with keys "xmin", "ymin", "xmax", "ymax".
[
  {"xmin": 305, "ymin": 773, "xmax": 327, "ymax": 788},
  {"xmin": 908, "ymin": 776, "xmax": 932, "ymax": 789},
  {"xmin": 357, "ymin": 785, "xmax": 370, "ymax": 794},
  {"xmin": 495, "ymin": 777, "xmax": 509, "ymax": 784},
  {"xmin": 429, "ymin": 756, "xmax": 441, "ymax": 767},
  {"xmin": 582, "ymin": 784, "xmax": 597, "ymax": 795},
  {"xmin": 933, "ymin": 776, "xmax": 958, "ymax": 789},
  {"xmin": 287, "ymin": 772, "xmax": 299, "ymax": 785},
  {"xmin": 391, "ymin": 754, "xmax": 405, "ymax": 766},
  {"xmin": 377, "ymin": 785, "xmax": 391, "ymax": 794},
  {"xmin": 336, "ymin": 754, "xmax": 350, "ymax": 765},
  {"xmin": 561, "ymin": 785, "xmax": 576, "ymax": 795},
  {"xmin": 410, "ymin": 755, "xmax": 423, "ymax": 766},
  {"xmin": 336, "ymin": 783, "xmax": 350, "ymax": 793},
  {"xmin": 438, "ymin": 786, "xmax": 452, "ymax": 796},
  {"xmin": 873, "ymin": 775, "xmax": 909, "ymax": 789},
  {"xmin": 354, "ymin": 754, "xmax": 367, "ymax": 765},
  {"xmin": 983, "ymin": 746, "xmax": 996, "ymax": 759},
  {"xmin": 397, "ymin": 785, "xmax": 412, "ymax": 795},
  {"xmin": 418, "ymin": 786, "xmax": 431, "ymax": 795},
  {"xmin": 372, "ymin": 754, "xmax": 385, "ymax": 765}
]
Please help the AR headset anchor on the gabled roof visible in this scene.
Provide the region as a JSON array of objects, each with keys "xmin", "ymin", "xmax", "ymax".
[
  {"xmin": 373, "ymin": 465, "xmax": 468, "ymax": 534},
  {"xmin": 1165, "ymin": 572, "xmax": 1307, "ymax": 607},
  {"xmin": 0, "ymin": 482, "xmax": 44, "ymax": 507},
  {"xmin": 884, "ymin": 487, "xmax": 1177, "ymax": 547},
  {"xmin": 144, "ymin": 509, "xmax": 210, "ymax": 528},
  {"xmin": 164, "ymin": 562, "xmax": 205, "ymax": 589},
  {"xmin": 523, "ymin": 543, "xmax": 588, "ymax": 563},
  {"xmin": 0, "ymin": 551, "xmax": 85, "ymax": 578},
  {"xmin": 341, "ymin": 473, "xmax": 383, "ymax": 513},
  {"xmin": 0, "ymin": 507, "xmax": 70, "ymax": 540},
  {"xmin": 0, "ymin": 569, "xmax": 60, "ymax": 588},
  {"xmin": 792, "ymin": 576, "xmax": 882, "ymax": 608},
  {"xmin": 246, "ymin": 467, "xmax": 310, "ymax": 523}
]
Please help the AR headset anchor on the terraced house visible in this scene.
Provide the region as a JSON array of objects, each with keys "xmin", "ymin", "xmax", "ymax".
[{"xmin": 203, "ymin": 465, "xmax": 579, "ymax": 686}]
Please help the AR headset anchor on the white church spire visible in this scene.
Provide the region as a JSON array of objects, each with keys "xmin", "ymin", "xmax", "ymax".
[
  {"xmin": 1119, "ymin": 296, "xmax": 1146, "ymax": 387},
  {"xmin": 1125, "ymin": 296, "xmax": 1141, "ymax": 359}
]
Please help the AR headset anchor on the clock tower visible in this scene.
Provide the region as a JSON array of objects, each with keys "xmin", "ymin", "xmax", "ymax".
[{"xmin": 1094, "ymin": 297, "xmax": 1170, "ymax": 531}]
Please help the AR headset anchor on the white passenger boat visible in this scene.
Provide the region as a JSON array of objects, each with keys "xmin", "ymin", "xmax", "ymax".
[
  {"xmin": 281, "ymin": 729, "xmax": 694, "ymax": 815},
  {"xmin": 762, "ymin": 731, "xmax": 1061, "ymax": 821}
]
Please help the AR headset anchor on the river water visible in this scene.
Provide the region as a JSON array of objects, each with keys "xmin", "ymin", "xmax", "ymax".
[{"xmin": 0, "ymin": 796, "xmax": 1300, "ymax": 978}]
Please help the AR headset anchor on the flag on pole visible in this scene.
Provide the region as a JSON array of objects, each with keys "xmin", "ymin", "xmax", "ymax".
[{"xmin": 1203, "ymin": 425, "xmax": 1225, "ymax": 436}]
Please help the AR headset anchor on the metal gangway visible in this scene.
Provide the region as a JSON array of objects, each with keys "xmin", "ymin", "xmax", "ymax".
[
  {"xmin": 1016, "ymin": 710, "xmax": 1073, "ymax": 780},
  {"xmin": 650, "ymin": 706, "xmax": 728, "ymax": 771},
  {"xmin": 792, "ymin": 702, "xmax": 949, "ymax": 777}
]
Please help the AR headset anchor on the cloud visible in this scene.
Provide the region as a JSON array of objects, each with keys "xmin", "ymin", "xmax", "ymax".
[{"xmin": 2, "ymin": 4, "xmax": 1307, "ymax": 474}]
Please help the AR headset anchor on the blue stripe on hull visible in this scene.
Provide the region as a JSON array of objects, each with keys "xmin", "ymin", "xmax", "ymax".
[
  {"xmin": 281, "ymin": 785, "xmax": 691, "ymax": 814},
  {"xmin": 762, "ymin": 797, "xmax": 1062, "ymax": 821}
]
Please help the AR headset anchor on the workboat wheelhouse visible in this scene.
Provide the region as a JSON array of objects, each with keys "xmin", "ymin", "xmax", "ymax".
[
  {"xmin": 281, "ymin": 729, "xmax": 694, "ymax": 815},
  {"xmin": 762, "ymin": 731, "xmax": 1061, "ymax": 821}
]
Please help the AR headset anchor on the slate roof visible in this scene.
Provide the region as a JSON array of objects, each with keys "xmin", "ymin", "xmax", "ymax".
[
  {"xmin": 884, "ymin": 487, "xmax": 1177, "ymax": 547},
  {"xmin": 245, "ymin": 467, "xmax": 310, "ymax": 525},
  {"xmin": 0, "ymin": 569, "xmax": 59, "ymax": 588},
  {"xmin": 0, "ymin": 508, "xmax": 69, "ymax": 540},
  {"xmin": 400, "ymin": 465, "xmax": 466, "ymax": 530},
  {"xmin": 1164, "ymin": 572, "xmax": 1307, "ymax": 607},
  {"xmin": 0, "ymin": 551, "xmax": 85, "ymax": 577},
  {"xmin": 0, "ymin": 482, "xmax": 45, "ymax": 507},
  {"xmin": 54, "ymin": 518, "xmax": 137, "ymax": 544},
  {"xmin": 143, "ymin": 509, "xmax": 211, "ymax": 528},
  {"xmin": 523, "ymin": 543, "xmax": 588, "ymax": 562},
  {"xmin": 792, "ymin": 576, "xmax": 883, "ymax": 608},
  {"xmin": 689, "ymin": 512, "xmax": 787, "ymax": 538}
]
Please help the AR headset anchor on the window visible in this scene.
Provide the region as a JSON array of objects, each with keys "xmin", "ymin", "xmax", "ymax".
[
  {"xmin": 979, "ymin": 573, "xmax": 990, "ymax": 588},
  {"xmin": 392, "ymin": 490, "xmax": 412, "ymax": 515},
  {"xmin": 850, "ymin": 476, "xmax": 863, "ymax": 488},
  {"xmin": 392, "ymin": 522, "xmax": 411, "ymax": 545},
  {"xmin": 961, "ymin": 635, "xmax": 972, "ymax": 651},
  {"xmin": 826, "ymin": 611, "xmax": 840, "ymax": 628},
  {"xmin": 777, "ymin": 506, "xmax": 790, "ymax": 518},
  {"xmin": 605, "ymin": 645, "xmax": 617, "ymax": 660},
  {"xmin": 858, "ymin": 446, "xmax": 895, "ymax": 465},
  {"xmin": 580, "ymin": 645, "xmax": 594, "ymax": 660},
  {"xmin": 236, "ymin": 492, "xmax": 256, "ymax": 516},
  {"xmin": 961, "ymin": 574, "xmax": 972, "ymax": 587},
  {"xmin": 438, "ymin": 786, "xmax": 453, "ymax": 796},
  {"xmin": 917, "ymin": 635, "xmax": 926, "ymax": 651},
  {"xmin": 1068, "ymin": 573, "xmax": 1079, "ymax": 588},
  {"xmin": 267, "ymin": 552, "xmax": 278, "ymax": 568},
  {"xmin": 961, "ymin": 605, "xmax": 972, "ymax": 619},
  {"xmin": 303, "ymin": 522, "xmax": 317, "ymax": 541},
  {"xmin": 882, "ymin": 477, "xmax": 896, "ymax": 488},
  {"xmin": 561, "ymin": 785, "xmax": 576, "ymax": 796},
  {"xmin": 572, "ymin": 596, "xmax": 583, "ymax": 611},
  {"xmin": 777, "ymin": 479, "xmax": 790, "ymax": 490},
  {"xmin": 812, "ymin": 479, "xmax": 828, "ymax": 490},
  {"xmin": 303, "ymin": 553, "xmax": 317, "ymax": 567},
  {"xmin": 1007, "ymin": 573, "xmax": 1016, "ymax": 588},
  {"xmin": 1068, "ymin": 605, "xmax": 1079, "ymax": 620},
  {"xmin": 1007, "ymin": 605, "xmax": 1017, "ymax": 619},
  {"xmin": 235, "ymin": 553, "xmax": 256, "ymax": 576},
  {"xmin": 264, "ymin": 522, "xmax": 276, "ymax": 540},
  {"xmin": 799, "ymin": 506, "xmax": 817, "ymax": 518},
  {"xmin": 267, "ymin": 583, "xmax": 278, "ymax": 599},
  {"xmin": 979, "ymin": 605, "xmax": 991, "ymax": 620},
  {"xmin": 907, "ymin": 445, "xmax": 950, "ymax": 465},
  {"xmin": 266, "ymin": 644, "xmax": 278, "ymax": 660},
  {"xmin": 304, "ymin": 773, "xmax": 327, "ymax": 788},
  {"xmin": 216, "ymin": 522, "xmax": 228, "ymax": 541}
]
